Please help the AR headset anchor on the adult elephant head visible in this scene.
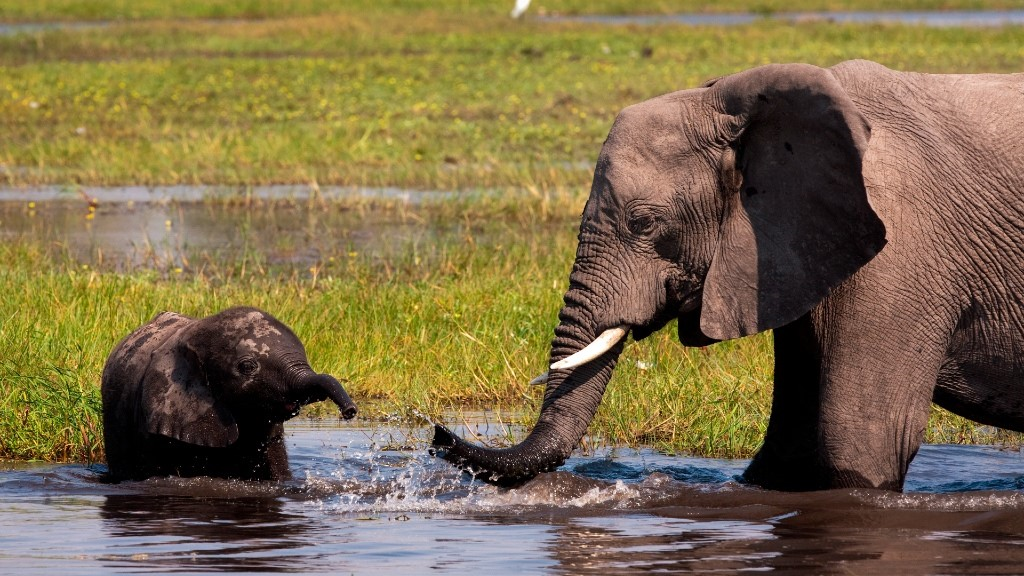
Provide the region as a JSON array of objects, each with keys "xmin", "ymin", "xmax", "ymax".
[{"xmin": 433, "ymin": 63, "xmax": 886, "ymax": 486}]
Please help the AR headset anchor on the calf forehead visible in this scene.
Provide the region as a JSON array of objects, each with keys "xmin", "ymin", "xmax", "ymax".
[
  {"xmin": 222, "ymin": 309, "xmax": 284, "ymax": 339},
  {"xmin": 216, "ymin": 310, "xmax": 296, "ymax": 359},
  {"xmin": 237, "ymin": 337, "xmax": 273, "ymax": 358}
]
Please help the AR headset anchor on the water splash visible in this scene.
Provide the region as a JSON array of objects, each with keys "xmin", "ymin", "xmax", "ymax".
[{"xmin": 12, "ymin": 424, "xmax": 1024, "ymax": 575}]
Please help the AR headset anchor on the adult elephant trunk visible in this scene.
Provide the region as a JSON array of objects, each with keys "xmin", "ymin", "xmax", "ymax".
[{"xmin": 432, "ymin": 289, "xmax": 625, "ymax": 487}]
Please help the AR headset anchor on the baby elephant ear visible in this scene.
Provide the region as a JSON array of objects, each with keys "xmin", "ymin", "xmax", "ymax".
[
  {"xmin": 701, "ymin": 63, "xmax": 887, "ymax": 340},
  {"xmin": 141, "ymin": 345, "xmax": 239, "ymax": 447}
]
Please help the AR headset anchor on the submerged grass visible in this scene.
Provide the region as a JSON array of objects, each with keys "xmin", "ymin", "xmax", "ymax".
[{"xmin": 2, "ymin": 2, "xmax": 1023, "ymax": 461}]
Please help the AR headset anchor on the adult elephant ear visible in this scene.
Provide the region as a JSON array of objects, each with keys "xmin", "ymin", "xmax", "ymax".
[
  {"xmin": 700, "ymin": 63, "xmax": 887, "ymax": 341},
  {"xmin": 140, "ymin": 339, "xmax": 239, "ymax": 447}
]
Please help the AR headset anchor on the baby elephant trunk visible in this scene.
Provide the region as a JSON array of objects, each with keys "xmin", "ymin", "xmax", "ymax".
[{"xmin": 303, "ymin": 373, "xmax": 358, "ymax": 419}]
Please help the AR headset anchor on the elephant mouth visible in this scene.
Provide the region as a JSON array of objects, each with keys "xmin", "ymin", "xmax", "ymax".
[
  {"xmin": 633, "ymin": 302, "xmax": 694, "ymax": 341},
  {"xmin": 631, "ymin": 321, "xmax": 662, "ymax": 342},
  {"xmin": 631, "ymin": 282, "xmax": 704, "ymax": 342},
  {"xmin": 678, "ymin": 289, "xmax": 703, "ymax": 315},
  {"xmin": 677, "ymin": 306, "xmax": 718, "ymax": 347}
]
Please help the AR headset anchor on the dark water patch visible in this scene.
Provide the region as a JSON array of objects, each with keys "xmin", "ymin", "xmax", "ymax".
[
  {"xmin": 6, "ymin": 421, "xmax": 1024, "ymax": 574},
  {"xmin": 543, "ymin": 10, "xmax": 1024, "ymax": 28},
  {"xmin": 3, "ymin": 10, "xmax": 1023, "ymax": 40},
  {"xmin": 571, "ymin": 456, "xmax": 741, "ymax": 484},
  {"xmin": 571, "ymin": 459, "xmax": 645, "ymax": 480}
]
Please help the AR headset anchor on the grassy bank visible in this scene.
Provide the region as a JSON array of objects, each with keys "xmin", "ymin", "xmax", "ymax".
[{"xmin": 2, "ymin": 3, "xmax": 1022, "ymax": 462}]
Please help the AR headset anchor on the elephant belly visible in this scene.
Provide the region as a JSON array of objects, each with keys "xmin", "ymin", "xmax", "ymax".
[{"xmin": 935, "ymin": 351, "xmax": 1024, "ymax": 433}]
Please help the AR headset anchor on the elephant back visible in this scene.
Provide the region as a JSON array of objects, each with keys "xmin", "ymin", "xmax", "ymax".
[
  {"xmin": 101, "ymin": 311, "xmax": 193, "ymax": 478},
  {"xmin": 102, "ymin": 312, "xmax": 191, "ymax": 398}
]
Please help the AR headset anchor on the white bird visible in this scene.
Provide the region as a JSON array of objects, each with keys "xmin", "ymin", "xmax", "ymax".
[{"xmin": 511, "ymin": 0, "xmax": 531, "ymax": 18}]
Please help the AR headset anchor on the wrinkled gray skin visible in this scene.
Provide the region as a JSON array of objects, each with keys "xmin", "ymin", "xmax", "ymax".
[
  {"xmin": 433, "ymin": 59, "xmax": 1024, "ymax": 491},
  {"xmin": 102, "ymin": 306, "xmax": 357, "ymax": 482}
]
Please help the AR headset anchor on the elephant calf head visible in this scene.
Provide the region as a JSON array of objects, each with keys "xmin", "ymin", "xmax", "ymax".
[{"xmin": 101, "ymin": 306, "xmax": 357, "ymax": 482}]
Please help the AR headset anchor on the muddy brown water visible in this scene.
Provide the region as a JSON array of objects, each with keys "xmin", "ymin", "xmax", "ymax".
[
  {"xmin": 7, "ymin": 190, "xmax": 1024, "ymax": 573},
  {"xmin": 5, "ymin": 420, "xmax": 1024, "ymax": 574}
]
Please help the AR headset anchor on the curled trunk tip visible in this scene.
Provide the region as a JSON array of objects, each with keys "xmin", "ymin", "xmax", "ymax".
[
  {"xmin": 430, "ymin": 300, "xmax": 625, "ymax": 489},
  {"xmin": 309, "ymin": 373, "xmax": 358, "ymax": 419},
  {"xmin": 430, "ymin": 424, "xmax": 558, "ymax": 488}
]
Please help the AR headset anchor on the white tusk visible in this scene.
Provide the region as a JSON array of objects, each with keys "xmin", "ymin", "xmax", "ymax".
[
  {"xmin": 529, "ymin": 371, "xmax": 549, "ymax": 386},
  {"xmin": 550, "ymin": 326, "xmax": 628, "ymax": 371}
]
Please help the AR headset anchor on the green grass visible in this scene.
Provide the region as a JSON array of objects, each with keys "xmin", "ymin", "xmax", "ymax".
[
  {"xmin": 2, "ymin": 2, "xmax": 1022, "ymax": 462},
  {"xmin": 0, "ymin": 12, "xmax": 1022, "ymax": 188},
  {"xmin": 0, "ymin": 195, "xmax": 1007, "ymax": 462}
]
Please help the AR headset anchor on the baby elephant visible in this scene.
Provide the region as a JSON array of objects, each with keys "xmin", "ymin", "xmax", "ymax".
[{"xmin": 101, "ymin": 306, "xmax": 357, "ymax": 482}]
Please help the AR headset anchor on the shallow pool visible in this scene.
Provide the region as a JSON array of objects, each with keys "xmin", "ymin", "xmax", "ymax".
[{"xmin": 5, "ymin": 419, "xmax": 1024, "ymax": 574}]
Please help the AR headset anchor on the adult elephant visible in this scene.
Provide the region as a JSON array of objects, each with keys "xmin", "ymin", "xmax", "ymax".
[
  {"xmin": 102, "ymin": 306, "xmax": 357, "ymax": 482},
  {"xmin": 433, "ymin": 59, "xmax": 1024, "ymax": 491}
]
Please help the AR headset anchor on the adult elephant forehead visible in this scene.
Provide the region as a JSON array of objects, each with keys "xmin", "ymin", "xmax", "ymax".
[
  {"xmin": 600, "ymin": 89, "xmax": 725, "ymax": 168},
  {"xmin": 435, "ymin": 59, "xmax": 1024, "ymax": 492}
]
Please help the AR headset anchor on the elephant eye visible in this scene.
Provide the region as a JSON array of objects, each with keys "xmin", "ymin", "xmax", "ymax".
[
  {"xmin": 237, "ymin": 358, "xmax": 259, "ymax": 376},
  {"xmin": 626, "ymin": 211, "xmax": 657, "ymax": 236}
]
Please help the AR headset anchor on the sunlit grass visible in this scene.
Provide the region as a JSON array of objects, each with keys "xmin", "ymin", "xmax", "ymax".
[
  {"xmin": 0, "ymin": 194, "xmax": 1011, "ymax": 462},
  {"xmin": 0, "ymin": 195, "xmax": 584, "ymax": 462},
  {"xmin": 0, "ymin": 13, "xmax": 1022, "ymax": 188}
]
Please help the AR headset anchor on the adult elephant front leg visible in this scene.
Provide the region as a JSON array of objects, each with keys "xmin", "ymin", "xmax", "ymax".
[
  {"xmin": 742, "ymin": 315, "xmax": 829, "ymax": 491},
  {"xmin": 818, "ymin": 355, "xmax": 938, "ymax": 490},
  {"xmin": 751, "ymin": 295, "xmax": 945, "ymax": 490}
]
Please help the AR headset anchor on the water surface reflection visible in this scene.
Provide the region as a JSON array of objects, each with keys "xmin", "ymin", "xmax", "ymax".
[
  {"xmin": 5, "ymin": 421, "xmax": 1024, "ymax": 574},
  {"xmin": 543, "ymin": 10, "xmax": 1024, "ymax": 27},
  {"xmin": 0, "ymin": 186, "xmax": 542, "ymax": 273},
  {"xmin": 100, "ymin": 495, "xmax": 317, "ymax": 572}
]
